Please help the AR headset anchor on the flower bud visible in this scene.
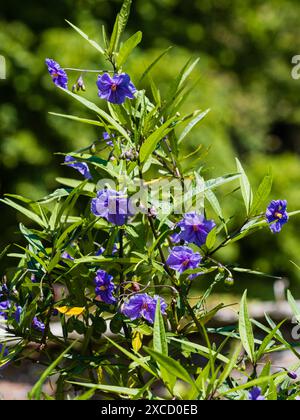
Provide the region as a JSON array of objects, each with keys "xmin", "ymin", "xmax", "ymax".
[
  {"xmin": 288, "ymin": 371, "xmax": 298, "ymax": 380},
  {"xmin": 224, "ymin": 276, "xmax": 234, "ymax": 287},
  {"xmin": 72, "ymin": 75, "xmax": 86, "ymax": 92}
]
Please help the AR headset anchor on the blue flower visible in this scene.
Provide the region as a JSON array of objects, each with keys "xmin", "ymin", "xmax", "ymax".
[
  {"xmin": 32, "ymin": 317, "xmax": 45, "ymax": 332},
  {"xmin": 172, "ymin": 213, "xmax": 216, "ymax": 247},
  {"xmin": 94, "ymin": 270, "xmax": 116, "ymax": 305},
  {"xmin": 45, "ymin": 58, "xmax": 68, "ymax": 89},
  {"xmin": 96, "ymin": 243, "xmax": 118, "ymax": 257},
  {"xmin": 0, "ymin": 300, "xmax": 10, "ymax": 319},
  {"xmin": 166, "ymin": 246, "xmax": 202, "ymax": 276},
  {"xmin": 64, "ymin": 155, "xmax": 92, "ymax": 180},
  {"xmin": 97, "ymin": 73, "xmax": 136, "ymax": 104},
  {"xmin": 266, "ymin": 200, "xmax": 289, "ymax": 233},
  {"xmin": 103, "ymin": 132, "xmax": 115, "ymax": 147},
  {"xmin": 14, "ymin": 306, "xmax": 22, "ymax": 323},
  {"xmin": 61, "ymin": 251, "xmax": 74, "ymax": 261},
  {"xmin": 249, "ymin": 387, "xmax": 265, "ymax": 400},
  {"xmin": 122, "ymin": 293, "xmax": 167, "ymax": 324},
  {"xmin": 91, "ymin": 189, "xmax": 130, "ymax": 226}
]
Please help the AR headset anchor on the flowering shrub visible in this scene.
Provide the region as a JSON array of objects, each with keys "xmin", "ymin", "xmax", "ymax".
[{"xmin": 1, "ymin": 0, "xmax": 300, "ymax": 400}]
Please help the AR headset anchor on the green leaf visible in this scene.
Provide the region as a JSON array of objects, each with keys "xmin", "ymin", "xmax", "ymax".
[
  {"xmin": 28, "ymin": 340, "xmax": 78, "ymax": 400},
  {"xmin": 217, "ymin": 343, "xmax": 242, "ymax": 389},
  {"xmin": 178, "ymin": 109, "xmax": 210, "ymax": 144},
  {"xmin": 0, "ymin": 198, "xmax": 46, "ymax": 228},
  {"xmin": 250, "ymin": 174, "xmax": 273, "ymax": 216},
  {"xmin": 61, "ymin": 88, "xmax": 131, "ymax": 141},
  {"xmin": 49, "ymin": 112, "xmax": 104, "ymax": 128},
  {"xmin": 117, "ymin": 31, "xmax": 142, "ymax": 67},
  {"xmin": 236, "ymin": 158, "xmax": 253, "ymax": 215},
  {"xmin": 170, "ymin": 338, "xmax": 230, "ymax": 364},
  {"xmin": 145, "ymin": 347, "xmax": 196, "ymax": 389},
  {"xmin": 206, "ymin": 227, "xmax": 217, "ymax": 250},
  {"xmin": 65, "ymin": 20, "xmax": 104, "ymax": 54},
  {"xmin": 256, "ymin": 320, "xmax": 285, "ymax": 361},
  {"xmin": 139, "ymin": 46, "xmax": 173, "ymax": 82},
  {"xmin": 68, "ymin": 381, "xmax": 141, "ymax": 397},
  {"xmin": 0, "ymin": 245, "xmax": 10, "ymax": 262},
  {"xmin": 239, "ymin": 290, "xmax": 255, "ymax": 362},
  {"xmin": 108, "ymin": 0, "xmax": 132, "ymax": 55},
  {"xmin": 19, "ymin": 224, "xmax": 47, "ymax": 256},
  {"xmin": 105, "ymin": 336, "xmax": 158, "ymax": 377},
  {"xmin": 37, "ymin": 188, "xmax": 70, "ymax": 204},
  {"xmin": 139, "ymin": 116, "xmax": 177, "ymax": 163},
  {"xmin": 153, "ymin": 299, "xmax": 168, "ymax": 356},
  {"xmin": 287, "ymin": 290, "xmax": 300, "ymax": 322}
]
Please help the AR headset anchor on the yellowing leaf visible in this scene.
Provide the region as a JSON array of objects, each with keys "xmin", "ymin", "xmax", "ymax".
[
  {"xmin": 56, "ymin": 306, "xmax": 85, "ymax": 316},
  {"xmin": 132, "ymin": 331, "xmax": 143, "ymax": 352}
]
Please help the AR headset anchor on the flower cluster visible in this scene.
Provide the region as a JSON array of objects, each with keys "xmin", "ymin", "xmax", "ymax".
[{"xmin": 45, "ymin": 59, "xmax": 136, "ymax": 105}]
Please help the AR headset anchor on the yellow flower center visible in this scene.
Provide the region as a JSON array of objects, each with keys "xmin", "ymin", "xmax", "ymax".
[
  {"xmin": 111, "ymin": 83, "xmax": 117, "ymax": 92},
  {"xmin": 274, "ymin": 212, "xmax": 283, "ymax": 219},
  {"xmin": 99, "ymin": 285, "xmax": 107, "ymax": 291}
]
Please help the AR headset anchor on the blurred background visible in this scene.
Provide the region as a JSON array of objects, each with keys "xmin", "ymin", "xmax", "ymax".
[{"xmin": 1, "ymin": 0, "xmax": 300, "ymax": 299}]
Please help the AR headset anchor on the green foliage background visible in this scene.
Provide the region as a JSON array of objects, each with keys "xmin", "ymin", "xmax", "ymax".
[{"xmin": 1, "ymin": 0, "xmax": 300, "ymax": 298}]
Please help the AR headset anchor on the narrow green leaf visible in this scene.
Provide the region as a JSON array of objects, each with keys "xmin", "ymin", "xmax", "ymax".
[
  {"xmin": 0, "ymin": 198, "xmax": 45, "ymax": 228},
  {"xmin": 171, "ymin": 338, "xmax": 230, "ymax": 364},
  {"xmin": 117, "ymin": 31, "xmax": 142, "ymax": 67},
  {"xmin": 68, "ymin": 381, "xmax": 141, "ymax": 397},
  {"xmin": 256, "ymin": 320, "xmax": 285, "ymax": 361},
  {"xmin": 250, "ymin": 174, "xmax": 273, "ymax": 216},
  {"xmin": 61, "ymin": 88, "xmax": 131, "ymax": 141},
  {"xmin": 145, "ymin": 347, "xmax": 196, "ymax": 388},
  {"xmin": 139, "ymin": 116, "xmax": 177, "ymax": 163},
  {"xmin": 105, "ymin": 336, "xmax": 158, "ymax": 377},
  {"xmin": 287, "ymin": 290, "xmax": 300, "ymax": 322},
  {"xmin": 65, "ymin": 20, "xmax": 104, "ymax": 54},
  {"xmin": 108, "ymin": 0, "xmax": 132, "ymax": 54},
  {"xmin": 139, "ymin": 47, "xmax": 173, "ymax": 82},
  {"xmin": 239, "ymin": 290, "xmax": 255, "ymax": 362},
  {"xmin": 49, "ymin": 112, "xmax": 104, "ymax": 128},
  {"xmin": 206, "ymin": 227, "xmax": 217, "ymax": 250},
  {"xmin": 28, "ymin": 340, "xmax": 78, "ymax": 400},
  {"xmin": 178, "ymin": 109, "xmax": 210, "ymax": 144},
  {"xmin": 236, "ymin": 158, "xmax": 253, "ymax": 215}
]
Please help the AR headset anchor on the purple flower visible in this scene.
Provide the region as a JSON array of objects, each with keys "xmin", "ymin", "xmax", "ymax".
[
  {"xmin": 32, "ymin": 317, "xmax": 45, "ymax": 333},
  {"xmin": 249, "ymin": 387, "xmax": 265, "ymax": 401},
  {"xmin": 103, "ymin": 132, "xmax": 115, "ymax": 147},
  {"xmin": 14, "ymin": 306, "xmax": 22, "ymax": 323},
  {"xmin": 94, "ymin": 270, "xmax": 116, "ymax": 305},
  {"xmin": 172, "ymin": 213, "xmax": 216, "ymax": 247},
  {"xmin": 31, "ymin": 274, "xmax": 39, "ymax": 283},
  {"xmin": 96, "ymin": 73, "xmax": 136, "ymax": 104},
  {"xmin": 122, "ymin": 293, "xmax": 167, "ymax": 324},
  {"xmin": 61, "ymin": 251, "xmax": 74, "ymax": 261},
  {"xmin": 166, "ymin": 246, "xmax": 202, "ymax": 276},
  {"xmin": 64, "ymin": 155, "xmax": 92, "ymax": 180},
  {"xmin": 0, "ymin": 300, "xmax": 10, "ymax": 319},
  {"xmin": 96, "ymin": 243, "xmax": 118, "ymax": 257},
  {"xmin": 45, "ymin": 58, "xmax": 68, "ymax": 89},
  {"xmin": 266, "ymin": 200, "xmax": 289, "ymax": 234},
  {"xmin": 91, "ymin": 189, "xmax": 130, "ymax": 226}
]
